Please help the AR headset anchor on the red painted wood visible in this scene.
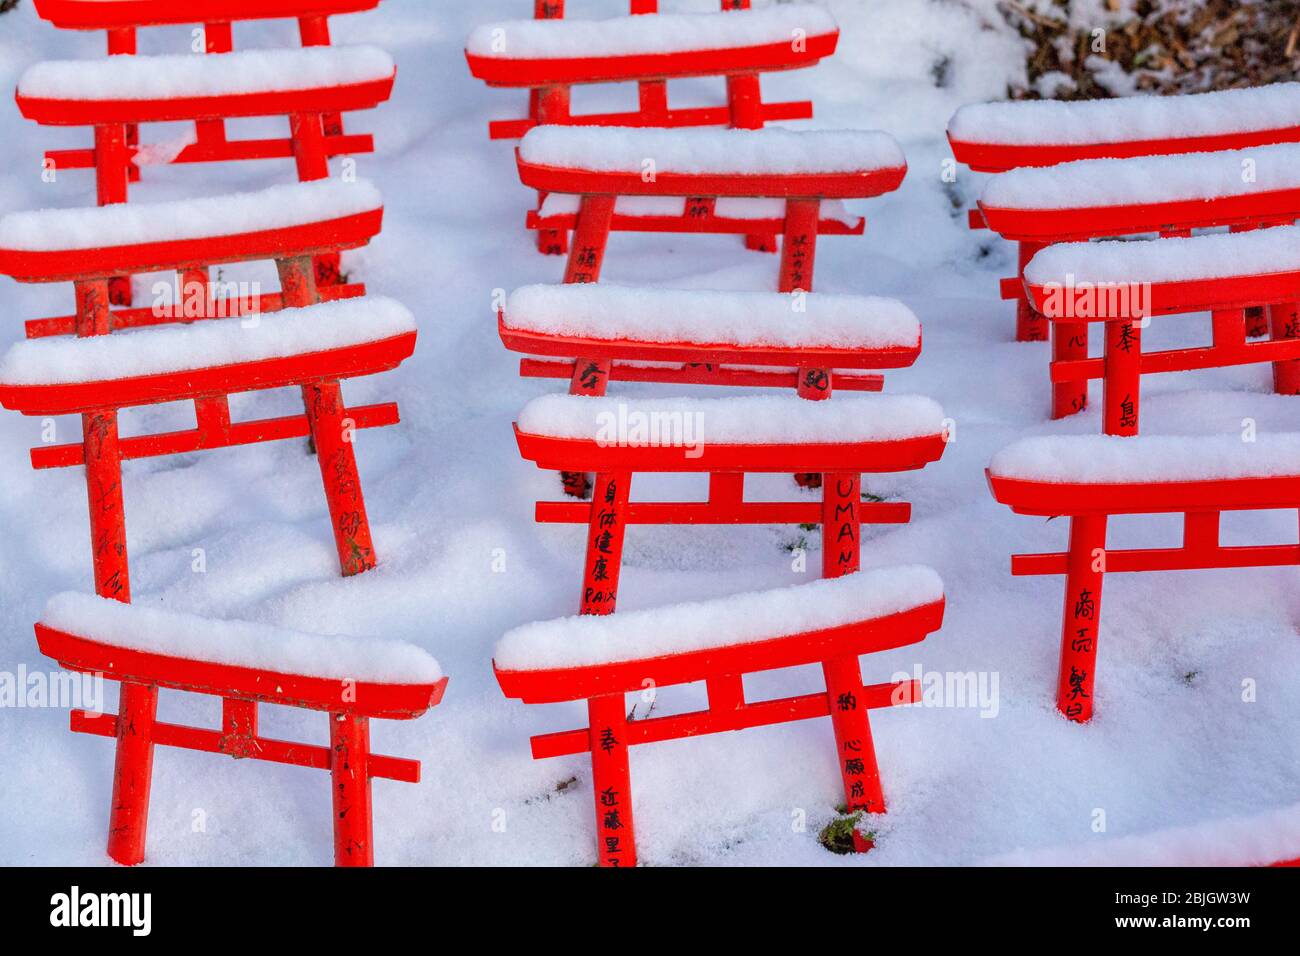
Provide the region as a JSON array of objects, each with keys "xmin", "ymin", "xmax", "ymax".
[
  {"xmin": 36, "ymin": 402, "xmax": 396, "ymax": 470},
  {"xmin": 491, "ymin": 99, "xmax": 812, "ymax": 140},
  {"xmin": 587, "ymin": 695, "xmax": 635, "ymax": 867},
  {"xmin": 1027, "ymin": 267, "xmax": 1300, "ymax": 321},
  {"xmin": 0, "ymin": 332, "xmax": 416, "ymax": 416},
  {"xmin": 499, "ymin": 318, "xmax": 921, "ymax": 371},
  {"xmin": 71, "ymin": 709, "xmax": 421, "ymax": 782},
  {"xmin": 330, "ymin": 713, "xmax": 374, "ymax": 866},
  {"xmin": 495, "ymin": 601, "xmax": 943, "ymax": 704},
  {"xmin": 515, "ymin": 425, "xmax": 948, "ymax": 474},
  {"xmin": 980, "ymin": 190, "xmax": 1300, "ymax": 244},
  {"xmin": 518, "ymin": 358, "xmax": 886, "ymax": 392},
  {"xmin": 1102, "ymin": 320, "xmax": 1141, "ymax": 436},
  {"xmin": 15, "ymin": 74, "xmax": 395, "ymax": 126},
  {"xmin": 518, "ymin": 153, "xmax": 908, "ymax": 200},
  {"xmin": 25, "ymin": 279, "xmax": 364, "ymax": 338},
  {"xmin": 578, "ymin": 472, "xmax": 630, "ymax": 615},
  {"xmin": 38, "ymin": 625, "xmax": 448, "ymax": 719},
  {"xmin": 465, "ymin": 31, "xmax": 839, "ymax": 88},
  {"xmin": 1011, "ymin": 542, "xmax": 1300, "ymax": 576},
  {"xmin": 526, "ymin": 200, "xmax": 862, "ymax": 238},
  {"xmin": 106, "ymin": 682, "xmax": 156, "ymax": 866},
  {"xmin": 1055, "ymin": 515, "xmax": 1106, "ymax": 723},
  {"xmin": 1016, "ymin": 240, "xmax": 1048, "ymax": 342},
  {"xmin": 949, "ymin": 125, "xmax": 1300, "ymax": 174},
  {"xmin": 0, "ymin": 208, "xmax": 382, "ymax": 283},
  {"xmin": 987, "ymin": 470, "xmax": 1300, "ymax": 516},
  {"xmin": 535, "ymin": 497, "xmax": 911, "ymax": 527},
  {"xmin": 990, "ymin": 466, "xmax": 1299, "ymax": 723},
  {"xmin": 530, "ymin": 679, "xmax": 917, "ymax": 759},
  {"xmin": 33, "ymin": 0, "xmax": 380, "ymax": 29},
  {"xmin": 46, "ymin": 132, "xmax": 373, "ymax": 172}
]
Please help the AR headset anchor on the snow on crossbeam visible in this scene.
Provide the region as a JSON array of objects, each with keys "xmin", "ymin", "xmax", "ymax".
[
  {"xmin": 500, "ymin": 284, "xmax": 920, "ymax": 366},
  {"xmin": 515, "ymin": 393, "xmax": 947, "ymax": 473},
  {"xmin": 494, "ymin": 565, "xmax": 944, "ymax": 867},
  {"xmin": 0, "ymin": 179, "xmax": 382, "ymax": 282},
  {"xmin": 0, "ymin": 296, "xmax": 416, "ymax": 415},
  {"xmin": 517, "ymin": 126, "xmax": 907, "ymax": 197},
  {"xmin": 1024, "ymin": 225, "xmax": 1300, "ymax": 319},
  {"xmin": 531, "ymin": 194, "xmax": 863, "ymax": 232},
  {"xmin": 33, "ymin": 0, "xmax": 381, "ymax": 30},
  {"xmin": 40, "ymin": 591, "xmax": 441, "ymax": 689},
  {"xmin": 465, "ymin": 5, "xmax": 838, "ymax": 86},
  {"xmin": 988, "ymin": 433, "xmax": 1300, "ymax": 514},
  {"xmin": 987, "ymin": 432, "xmax": 1300, "ymax": 724},
  {"xmin": 38, "ymin": 590, "xmax": 446, "ymax": 867},
  {"xmin": 16, "ymin": 46, "xmax": 396, "ymax": 125},
  {"xmin": 495, "ymin": 564, "xmax": 943, "ymax": 678},
  {"xmin": 948, "ymin": 82, "xmax": 1300, "ymax": 172},
  {"xmin": 980, "ymin": 143, "xmax": 1300, "ymax": 242}
]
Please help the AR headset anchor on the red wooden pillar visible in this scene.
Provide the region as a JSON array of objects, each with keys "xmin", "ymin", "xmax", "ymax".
[
  {"xmin": 277, "ymin": 256, "xmax": 377, "ymax": 576},
  {"xmin": 638, "ymin": 79, "xmax": 669, "ymax": 123},
  {"xmin": 105, "ymin": 28, "xmax": 140, "ymax": 185},
  {"xmin": 1269, "ymin": 300, "xmax": 1300, "ymax": 395},
  {"xmin": 579, "ymin": 472, "xmax": 630, "ymax": 616},
  {"xmin": 1102, "ymin": 319, "xmax": 1141, "ymax": 436},
  {"xmin": 561, "ymin": 195, "xmax": 617, "ymax": 497},
  {"xmin": 1016, "ymin": 241, "xmax": 1048, "ymax": 342},
  {"xmin": 631, "ymin": 0, "xmax": 667, "ymax": 124},
  {"xmin": 194, "ymin": 23, "xmax": 234, "ymax": 151},
  {"xmin": 783, "ymin": 199, "xmax": 827, "ymax": 485},
  {"xmin": 75, "ymin": 277, "xmax": 156, "ymax": 865},
  {"xmin": 298, "ymin": 16, "xmax": 345, "ymax": 136},
  {"xmin": 1051, "ymin": 321, "xmax": 1089, "ymax": 419},
  {"xmin": 289, "ymin": 110, "xmax": 341, "ymax": 286},
  {"xmin": 780, "ymin": 195, "xmax": 819, "ymax": 379},
  {"xmin": 1227, "ymin": 224, "xmax": 1270, "ymax": 337},
  {"xmin": 588, "ymin": 694, "xmax": 636, "ymax": 867},
  {"xmin": 219, "ymin": 698, "xmax": 259, "ymax": 757},
  {"xmin": 725, "ymin": 68, "xmax": 773, "ymax": 253},
  {"xmin": 93, "ymin": 124, "xmax": 133, "ymax": 306},
  {"xmin": 578, "ymin": 471, "xmax": 634, "ymax": 865},
  {"xmin": 778, "ymin": 200, "xmax": 818, "ymax": 293},
  {"xmin": 106, "ymin": 681, "xmax": 158, "ymax": 866},
  {"xmin": 820, "ymin": 474, "xmax": 882, "ymax": 851},
  {"xmin": 533, "ymin": 85, "xmax": 573, "ymax": 256},
  {"xmin": 1056, "ymin": 515, "xmax": 1107, "ymax": 723},
  {"xmin": 330, "ymin": 713, "xmax": 374, "ymax": 866}
]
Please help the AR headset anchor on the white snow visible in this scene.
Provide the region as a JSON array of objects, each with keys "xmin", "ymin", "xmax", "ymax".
[
  {"xmin": 0, "ymin": 178, "xmax": 382, "ymax": 252},
  {"xmin": 18, "ymin": 45, "xmax": 395, "ymax": 101},
  {"xmin": 0, "ymin": 296, "xmax": 415, "ymax": 386},
  {"xmin": 516, "ymin": 393, "xmax": 946, "ymax": 445},
  {"xmin": 41, "ymin": 591, "xmax": 442, "ymax": 684},
  {"xmin": 984, "ymin": 800, "xmax": 1300, "ymax": 867},
  {"xmin": 1024, "ymin": 224, "xmax": 1300, "ymax": 286},
  {"xmin": 982, "ymin": 142, "xmax": 1300, "ymax": 210},
  {"xmin": 2, "ymin": 0, "xmax": 1297, "ymax": 870},
  {"xmin": 503, "ymin": 284, "xmax": 920, "ymax": 350},
  {"xmin": 949, "ymin": 81, "xmax": 1300, "ymax": 146},
  {"xmin": 467, "ymin": 5, "xmax": 837, "ymax": 60},
  {"xmin": 535, "ymin": 193, "xmax": 860, "ymax": 226},
  {"xmin": 518, "ymin": 125, "xmax": 906, "ymax": 176},
  {"xmin": 990, "ymin": 433, "xmax": 1300, "ymax": 484},
  {"xmin": 495, "ymin": 564, "xmax": 943, "ymax": 672}
]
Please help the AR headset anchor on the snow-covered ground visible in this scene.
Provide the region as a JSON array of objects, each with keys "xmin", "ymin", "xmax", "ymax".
[{"xmin": 1, "ymin": 0, "xmax": 1297, "ymax": 866}]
